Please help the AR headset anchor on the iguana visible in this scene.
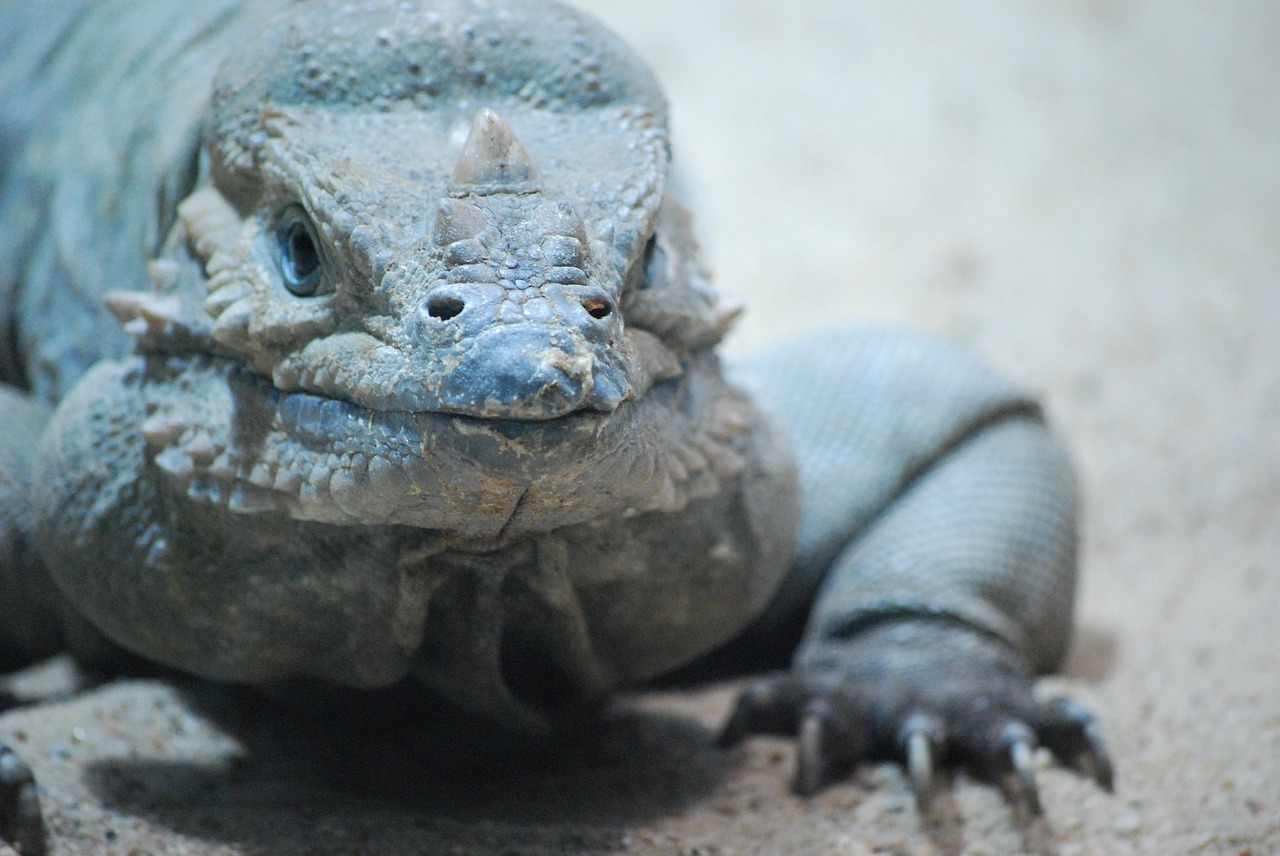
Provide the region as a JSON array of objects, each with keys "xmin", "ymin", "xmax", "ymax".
[{"xmin": 0, "ymin": 0, "xmax": 1111, "ymax": 852}]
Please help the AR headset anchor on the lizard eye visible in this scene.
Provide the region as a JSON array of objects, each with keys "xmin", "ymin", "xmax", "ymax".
[
  {"xmin": 624, "ymin": 234, "xmax": 659, "ymax": 293},
  {"xmin": 639, "ymin": 234, "xmax": 658, "ymax": 289},
  {"xmin": 276, "ymin": 208, "xmax": 323, "ymax": 296}
]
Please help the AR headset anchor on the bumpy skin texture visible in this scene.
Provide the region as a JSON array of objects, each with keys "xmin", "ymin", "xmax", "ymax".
[{"xmin": 0, "ymin": 1, "xmax": 1108, "ymax": 851}]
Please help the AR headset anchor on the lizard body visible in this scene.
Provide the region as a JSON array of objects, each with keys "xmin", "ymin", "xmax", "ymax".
[{"xmin": 0, "ymin": 2, "xmax": 1108, "ymax": 851}]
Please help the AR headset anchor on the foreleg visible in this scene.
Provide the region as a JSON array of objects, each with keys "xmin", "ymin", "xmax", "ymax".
[
  {"xmin": 0, "ymin": 387, "xmax": 59, "ymax": 667},
  {"xmin": 0, "ymin": 386, "xmax": 51, "ymax": 856},
  {"xmin": 722, "ymin": 331, "xmax": 1111, "ymax": 812}
]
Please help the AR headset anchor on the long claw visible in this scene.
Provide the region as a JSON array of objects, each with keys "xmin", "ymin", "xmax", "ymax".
[
  {"xmin": 793, "ymin": 711, "xmax": 826, "ymax": 796},
  {"xmin": 1038, "ymin": 696, "xmax": 1115, "ymax": 793},
  {"xmin": 899, "ymin": 712, "xmax": 944, "ymax": 813},
  {"xmin": 1082, "ymin": 719, "xmax": 1115, "ymax": 792},
  {"xmin": 1005, "ymin": 725, "xmax": 1042, "ymax": 816},
  {"xmin": 0, "ymin": 743, "xmax": 47, "ymax": 856},
  {"xmin": 716, "ymin": 695, "xmax": 752, "ymax": 749},
  {"xmin": 906, "ymin": 730, "xmax": 935, "ymax": 811}
]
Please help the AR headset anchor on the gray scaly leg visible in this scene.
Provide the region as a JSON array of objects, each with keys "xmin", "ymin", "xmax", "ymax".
[
  {"xmin": 0, "ymin": 386, "xmax": 53, "ymax": 855},
  {"xmin": 721, "ymin": 330, "xmax": 1111, "ymax": 810}
]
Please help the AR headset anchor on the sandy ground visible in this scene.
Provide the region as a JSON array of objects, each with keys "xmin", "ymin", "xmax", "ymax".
[{"xmin": 3, "ymin": 1, "xmax": 1278, "ymax": 853}]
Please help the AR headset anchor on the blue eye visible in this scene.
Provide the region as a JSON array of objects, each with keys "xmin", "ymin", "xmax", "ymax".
[{"xmin": 277, "ymin": 211, "xmax": 323, "ymax": 296}]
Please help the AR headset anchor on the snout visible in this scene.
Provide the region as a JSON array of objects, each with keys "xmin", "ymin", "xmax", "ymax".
[{"xmin": 436, "ymin": 324, "xmax": 627, "ymax": 420}]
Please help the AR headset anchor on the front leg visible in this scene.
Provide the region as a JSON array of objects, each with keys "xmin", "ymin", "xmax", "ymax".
[
  {"xmin": 0, "ymin": 387, "xmax": 55, "ymax": 856},
  {"xmin": 0, "ymin": 387, "xmax": 60, "ymax": 669},
  {"xmin": 723, "ymin": 332, "xmax": 1112, "ymax": 812}
]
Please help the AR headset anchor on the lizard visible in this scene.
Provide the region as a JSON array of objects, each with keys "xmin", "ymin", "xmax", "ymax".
[{"xmin": 0, "ymin": 0, "xmax": 1111, "ymax": 852}]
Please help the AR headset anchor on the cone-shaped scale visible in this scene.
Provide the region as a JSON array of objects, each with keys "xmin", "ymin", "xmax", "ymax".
[{"xmin": 450, "ymin": 108, "xmax": 541, "ymax": 194}]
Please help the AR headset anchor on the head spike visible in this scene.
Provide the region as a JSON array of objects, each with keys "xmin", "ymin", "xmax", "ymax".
[{"xmin": 450, "ymin": 108, "xmax": 541, "ymax": 195}]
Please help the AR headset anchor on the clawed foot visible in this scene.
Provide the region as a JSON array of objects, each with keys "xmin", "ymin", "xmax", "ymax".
[
  {"xmin": 0, "ymin": 742, "xmax": 46, "ymax": 856},
  {"xmin": 718, "ymin": 621, "xmax": 1112, "ymax": 815}
]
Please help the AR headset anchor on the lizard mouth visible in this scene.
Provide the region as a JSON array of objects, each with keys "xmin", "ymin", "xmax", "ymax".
[
  {"xmin": 259, "ymin": 363, "xmax": 648, "ymax": 490},
  {"xmin": 240, "ymin": 367, "xmax": 652, "ymax": 535},
  {"xmin": 147, "ymin": 354, "xmax": 733, "ymax": 537},
  {"xmin": 275, "ymin": 380, "xmax": 622, "ymax": 448},
  {"xmin": 140, "ymin": 363, "xmax": 640, "ymax": 535},
  {"xmin": 265, "ymin": 323, "xmax": 639, "ymax": 422}
]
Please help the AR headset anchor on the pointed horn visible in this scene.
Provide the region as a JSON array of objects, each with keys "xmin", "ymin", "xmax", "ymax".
[{"xmin": 450, "ymin": 108, "xmax": 541, "ymax": 194}]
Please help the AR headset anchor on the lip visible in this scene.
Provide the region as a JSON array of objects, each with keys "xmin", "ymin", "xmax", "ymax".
[{"xmin": 268, "ymin": 372, "xmax": 618, "ymax": 451}]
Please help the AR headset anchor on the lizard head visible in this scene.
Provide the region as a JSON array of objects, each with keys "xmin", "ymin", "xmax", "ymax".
[
  {"xmin": 118, "ymin": 0, "xmax": 736, "ymax": 423},
  {"xmin": 110, "ymin": 0, "xmax": 752, "ymax": 529},
  {"xmin": 107, "ymin": 0, "xmax": 749, "ymax": 534}
]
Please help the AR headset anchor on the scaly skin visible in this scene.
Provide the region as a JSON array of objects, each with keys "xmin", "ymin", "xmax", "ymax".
[{"xmin": 0, "ymin": 1, "xmax": 1109, "ymax": 852}]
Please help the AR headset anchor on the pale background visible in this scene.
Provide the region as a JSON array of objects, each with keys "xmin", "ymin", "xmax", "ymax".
[{"xmin": 2, "ymin": 1, "xmax": 1277, "ymax": 853}]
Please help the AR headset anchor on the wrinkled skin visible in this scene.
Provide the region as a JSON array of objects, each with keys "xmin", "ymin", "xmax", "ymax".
[{"xmin": 0, "ymin": 1, "xmax": 1110, "ymax": 852}]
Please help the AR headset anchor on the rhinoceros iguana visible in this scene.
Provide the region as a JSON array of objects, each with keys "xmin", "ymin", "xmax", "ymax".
[{"xmin": 0, "ymin": 0, "xmax": 1110, "ymax": 852}]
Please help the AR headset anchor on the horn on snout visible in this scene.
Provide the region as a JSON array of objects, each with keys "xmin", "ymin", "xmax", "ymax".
[{"xmin": 450, "ymin": 108, "xmax": 542, "ymax": 195}]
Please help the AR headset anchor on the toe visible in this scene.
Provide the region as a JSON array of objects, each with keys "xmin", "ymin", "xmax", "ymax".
[
  {"xmin": 1002, "ymin": 722, "xmax": 1043, "ymax": 815},
  {"xmin": 793, "ymin": 705, "xmax": 829, "ymax": 796},
  {"xmin": 1034, "ymin": 696, "xmax": 1114, "ymax": 791},
  {"xmin": 898, "ymin": 711, "xmax": 946, "ymax": 811}
]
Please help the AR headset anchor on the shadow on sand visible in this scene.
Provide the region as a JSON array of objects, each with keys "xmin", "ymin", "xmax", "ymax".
[{"xmin": 80, "ymin": 679, "xmax": 739, "ymax": 854}]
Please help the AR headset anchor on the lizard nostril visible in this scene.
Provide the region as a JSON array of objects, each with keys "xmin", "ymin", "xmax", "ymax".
[
  {"xmin": 427, "ymin": 295, "xmax": 466, "ymax": 321},
  {"xmin": 581, "ymin": 296, "xmax": 613, "ymax": 320}
]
